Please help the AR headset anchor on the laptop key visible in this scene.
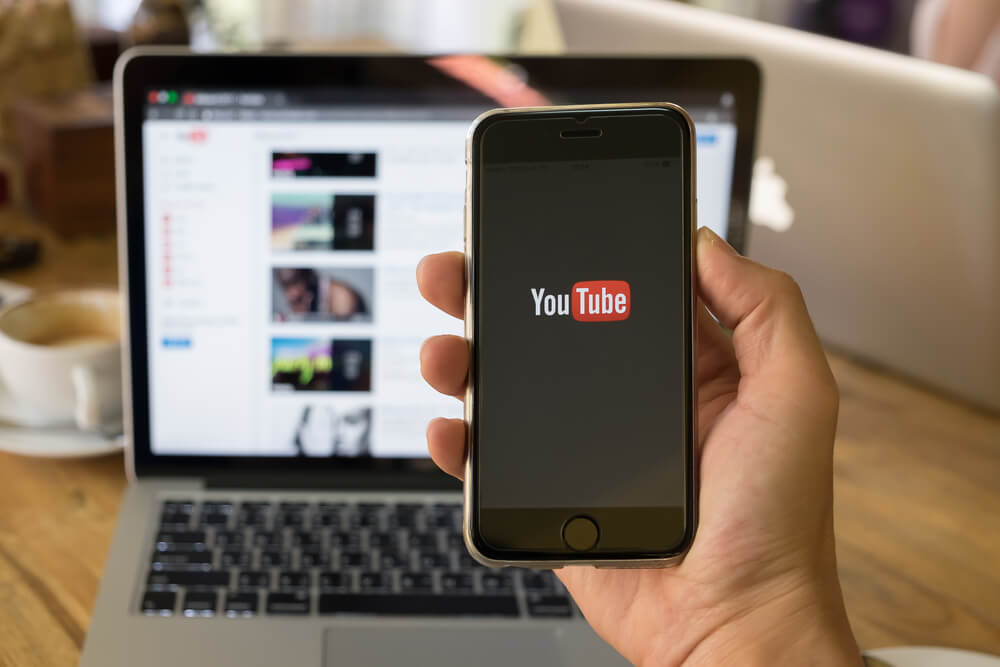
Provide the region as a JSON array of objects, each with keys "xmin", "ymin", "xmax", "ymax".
[
  {"xmin": 340, "ymin": 551, "xmax": 366, "ymax": 568},
  {"xmin": 429, "ymin": 513, "xmax": 455, "ymax": 529},
  {"xmin": 399, "ymin": 572, "xmax": 433, "ymax": 592},
  {"xmin": 457, "ymin": 553, "xmax": 481, "ymax": 570},
  {"xmin": 260, "ymin": 550, "xmax": 290, "ymax": 568},
  {"xmin": 147, "ymin": 571, "xmax": 229, "ymax": 589},
  {"xmin": 252, "ymin": 531, "xmax": 282, "ymax": 548},
  {"xmin": 299, "ymin": 548, "xmax": 329, "ymax": 569},
  {"xmin": 150, "ymin": 551, "xmax": 213, "ymax": 570},
  {"xmin": 367, "ymin": 532, "xmax": 394, "ymax": 548},
  {"xmin": 431, "ymin": 503, "xmax": 461, "ymax": 513},
  {"xmin": 291, "ymin": 530, "xmax": 321, "ymax": 547},
  {"xmin": 319, "ymin": 594, "xmax": 518, "ymax": 617},
  {"xmin": 266, "ymin": 591, "xmax": 310, "ymax": 615},
  {"xmin": 182, "ymin": 591, "xmax": 217, "ymax": 617},
  {"xmin": 277, "ymin": 571, "xmax": 310, "ymax": 589},
  {"xmin": 140, "ymin": 591, "xmax": 176, "ymax": 615},
  {"xmin": 237, "ymin": 503, "xmax": 271, "ymax": 526},
  {"xmin": 359, "ymin": 572, "xmax": 386, "ymax": 592},
  {"xmin": 522, "ymin": 572, "xmax": 553, "ymax": 591},
  {"xmin": 159, "ymin": 512, "xmax": 191, "ymax": 529},
  {"xmin": 526, "ymin": 593, "xmax": 573, "ymax": 618},
  {"xmin": 396, "ymin": 503, "xmax": 425, "ymax": 513},
  {"xmin": 408, "ymin": 533, "xmax": 437, "ymax": 551},
  {"xmin": 214, "ymin": 531, "xmax": 244, "ymax": 548},
  {"xmin": 318, "ymin": 572, "xmax": 348, "ymax": 590},
  {"xmin": 237, "ymin": 571, "xmax": 271, "ymax": 589},
  {"xmin": 419, "ymin": 553, "xmax": 449, "ymax": 570},
  {"xmin": 440, "ymin": 573, "xmax": 474, "ymax": 593},
  {"xmin": 224, "ymin": 592, "xmax": 258, "ymax": 617},
  {"xmin": 202, "ymin": 501, "xmax": 234, "ymax": 514},
  {"xmin": 162, "ymin": 500, "xmax": 195, "ymax": 515},
  {"xmin": 481, "ymin": 573, "xmax": 513, "ymax": 594},
  {"xmin": 379, "ymin": 551, "xmax": 406, "ymax": 570},
  {"xmin": 156, "ymin": 531, "xmax": 207, "ymax": 550},
  {"xmin": 220, "ymin": 549, "xmax": 250, "ymax": 568},
  {"xmin": 392, "ymin": 511, "xmax": 420, "ymax": 529},
  {"xmin": 200, "ymin": 513, "xmax": 230, "ymax": 526},
  {"xmin": 329, "ymin": 532, "xmax": 360, "ymax": 548}
]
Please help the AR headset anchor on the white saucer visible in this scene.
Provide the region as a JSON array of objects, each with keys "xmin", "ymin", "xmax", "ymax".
[
  {"xmin": 867, "ymin": 647, "xmax": 1000, "ymax": 667},
  {"xmin": 0, "ymin": 423, "xmax": 124, "ymax": 458}
]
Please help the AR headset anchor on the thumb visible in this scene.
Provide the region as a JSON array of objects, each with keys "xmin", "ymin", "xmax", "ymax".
[{"xmin": 696, "ymin": 227, "xmax": 832, "ymax": 388}]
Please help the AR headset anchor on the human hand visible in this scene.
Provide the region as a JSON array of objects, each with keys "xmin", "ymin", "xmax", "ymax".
[{"xmin": 417, "ymin": 227, "xmax": 861, "ymax": 667}]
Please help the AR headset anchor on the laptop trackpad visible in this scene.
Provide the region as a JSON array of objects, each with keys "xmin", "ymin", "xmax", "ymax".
[{"xmin": 323, "ymin": 625, "xmax": 574, "ymax": 666}]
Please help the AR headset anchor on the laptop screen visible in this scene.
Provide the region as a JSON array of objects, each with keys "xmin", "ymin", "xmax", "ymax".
[{"xmin": 137, "ymin": 57, "xmax": 745, "ymax": 461}]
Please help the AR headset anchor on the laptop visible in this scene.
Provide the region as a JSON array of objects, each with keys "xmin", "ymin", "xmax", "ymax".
[
  {"xmin": 556, "ymin": 0, "xmax": 1000, "ymax": 412},
  {"xmin": 81, "ymin": 52, "xmax": 759, "ymax": 666}
]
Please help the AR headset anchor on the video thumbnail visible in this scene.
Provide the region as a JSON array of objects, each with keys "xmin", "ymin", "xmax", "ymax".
[
  {"xmin": 284, "ymin": 405, "xmax": 373, "ymax": 457},
  {"xmin": 271, "ymin": 338, "xmax": 372, "ymax": 392},
  {"xmin": 272, "ymin": 152, "xmax": 376, "ymax": 178},
  {"xmin": 273, "ymin": 267, "xmax": 374, "ymax": 323},
  {"xmin": 271, "ymin": 193, "xmax": 375, "ymax": 251}
]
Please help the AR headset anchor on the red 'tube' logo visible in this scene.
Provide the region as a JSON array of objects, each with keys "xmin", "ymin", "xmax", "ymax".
[
  {"xmin": 571, "ymin": 280, "xmax": 631, "ymax": 322},
  {"xmin": 530, "ymin": 280, "xmax": 631, "ymax": 322}
]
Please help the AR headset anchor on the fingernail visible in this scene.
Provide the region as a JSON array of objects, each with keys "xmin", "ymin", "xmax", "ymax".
[{"xmin": 698, "ymin": 226, "xmax": 736, "ymax": 255}]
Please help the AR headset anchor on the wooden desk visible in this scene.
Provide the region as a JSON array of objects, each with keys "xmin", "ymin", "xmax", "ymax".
[{"xmin": 0, "ymin": 212, "xmax": 998, "ymax": 666}]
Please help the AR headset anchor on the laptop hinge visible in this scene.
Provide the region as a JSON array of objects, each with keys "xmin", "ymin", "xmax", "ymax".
[{"xmin": 204, "ymin": 471, "xmax": 459, "ymax": 492}]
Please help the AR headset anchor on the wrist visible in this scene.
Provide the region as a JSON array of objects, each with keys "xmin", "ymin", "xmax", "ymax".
[{"xmin": 676, "ymin": 573, "xmax": 861, "ymax": 667}]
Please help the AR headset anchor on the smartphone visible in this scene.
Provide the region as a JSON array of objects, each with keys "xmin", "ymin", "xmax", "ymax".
[{"xmin": 463, "ymin": 103, "xmax": 697, "ymax": 568}]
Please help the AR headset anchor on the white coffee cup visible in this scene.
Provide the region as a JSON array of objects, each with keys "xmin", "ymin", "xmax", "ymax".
[{"xmin": 0, "ymin": 288, "xmax": 122, "ymax": 431}]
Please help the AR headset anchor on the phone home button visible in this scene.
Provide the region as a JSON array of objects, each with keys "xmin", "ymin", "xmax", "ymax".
[{"xmin": 562, "ymin": 516, "xmax": 599, "ymax": 552}]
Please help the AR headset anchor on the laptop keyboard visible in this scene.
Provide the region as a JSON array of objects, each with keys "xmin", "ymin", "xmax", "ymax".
[{"xmin": 140, "ymin": 498, "xmax": 574, "ymax": 619}]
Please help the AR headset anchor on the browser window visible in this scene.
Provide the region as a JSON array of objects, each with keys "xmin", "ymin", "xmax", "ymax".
[{"xmin": 141, "ymin": 88, "xmax": 738, "ymax": 459}]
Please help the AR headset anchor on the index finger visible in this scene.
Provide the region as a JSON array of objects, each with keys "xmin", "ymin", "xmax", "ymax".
[{"xmin": 416, "ymin": 251, "xmax": 465, "ymax": 319}]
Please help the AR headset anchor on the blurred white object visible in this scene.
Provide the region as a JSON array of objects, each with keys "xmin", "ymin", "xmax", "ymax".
[
  {"xmin": 558, "ymin": 0, "xmax": 1000, "ymax": 412},
  {"xmin": 867, "ymin": 646, "xmax": 1000, "ymax": 667},
  {"xmin": 259, "ymin": 0, "xmax": 531, "ymax": 51},
  {"xmin": 0, "ymin": 289, "xmax": 122, "ymax": 430},
  {"xmin": 748, "ymin": 157, "xmax": 794, "ymax": 233},
  {"xmin": 70, "ymin": 0, "xmax": 140, "ymax": 29}
]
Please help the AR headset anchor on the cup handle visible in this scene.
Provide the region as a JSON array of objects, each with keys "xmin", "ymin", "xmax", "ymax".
[{"xmin": 71, "ymin": 364, "xmax": 101, "ymax": 431}]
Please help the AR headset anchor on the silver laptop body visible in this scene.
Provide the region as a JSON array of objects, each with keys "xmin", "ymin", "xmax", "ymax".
[{"xmin": 558, "ymin": 0, "xmax": 1000, "ymax": 412}]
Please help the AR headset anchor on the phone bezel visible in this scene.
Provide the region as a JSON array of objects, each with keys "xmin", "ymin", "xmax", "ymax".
[{"xmin": 463, "ymin": 103, "xmax": 698, "ymax": 568}]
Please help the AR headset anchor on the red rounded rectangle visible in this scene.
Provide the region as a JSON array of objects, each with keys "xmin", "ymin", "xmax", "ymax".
[{"xmin": 571, "ymin": 280, "xmax": 631, "ymax": 322}]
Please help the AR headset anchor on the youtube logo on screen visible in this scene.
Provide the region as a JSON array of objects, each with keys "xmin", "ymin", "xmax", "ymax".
[{"xmin": 530, "ymin": 280, "xmax": 631, "ymax": 322}]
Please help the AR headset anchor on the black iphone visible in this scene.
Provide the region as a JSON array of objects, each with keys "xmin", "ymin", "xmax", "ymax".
[{"xmin": 463, "ymin": 104, "xmax": 698, "ymax": 567}]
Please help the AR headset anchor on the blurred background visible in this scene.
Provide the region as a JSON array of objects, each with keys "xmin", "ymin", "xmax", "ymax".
[
  {"xmin": 0, "ymin": 2, "xmax": 997, "ymax": 665},
  {"xmin": 65, "ymin": 0, "xmax": 923, "ymax": 53}
]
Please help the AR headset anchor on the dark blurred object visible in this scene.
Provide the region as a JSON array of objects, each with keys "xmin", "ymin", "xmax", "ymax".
[
  {"xmin": 0, "ymin": 0, "xmax": 94, "ymax": 146},
  {"xmin": 12, "ymin": 87, "xmax": 115, "ymax": 238},
  {"xmin": 0, "ymin": 148, "xmax": 23, "ymax": 209},
  {"xmin": 0, "ymin": 236, "xmax": 41, "ymax": 273},
  {"xmin": 791, "ymin": 0, "xmax": 914, "ymax": 51},
  {"xmin": 126, "ymin": 0, "xmax": 191, "ymax": 46},
  {"xmin": 86, "ymin": 27, "xmax": 124, "ymax": 83}
]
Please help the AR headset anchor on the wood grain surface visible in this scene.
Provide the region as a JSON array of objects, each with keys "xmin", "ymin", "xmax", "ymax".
[{"xmin": 0, "ymin": 212, "xmax": 997, "ymax": 665}]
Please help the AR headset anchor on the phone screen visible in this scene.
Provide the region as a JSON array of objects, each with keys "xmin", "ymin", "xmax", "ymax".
[{"xmin": 473, "ymin": 110, "xmax": 693, "ymax": 553}]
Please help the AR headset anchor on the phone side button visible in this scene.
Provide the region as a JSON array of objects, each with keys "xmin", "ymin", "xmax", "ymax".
[{"xmin": 562, "ymin": 516, "xmax": 599, "ymax": 552}]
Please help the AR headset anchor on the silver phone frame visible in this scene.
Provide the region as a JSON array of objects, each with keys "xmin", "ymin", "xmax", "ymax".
[{"xmin": 461, "ymin": 102, "xmax": 699, "ymax": 569}]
